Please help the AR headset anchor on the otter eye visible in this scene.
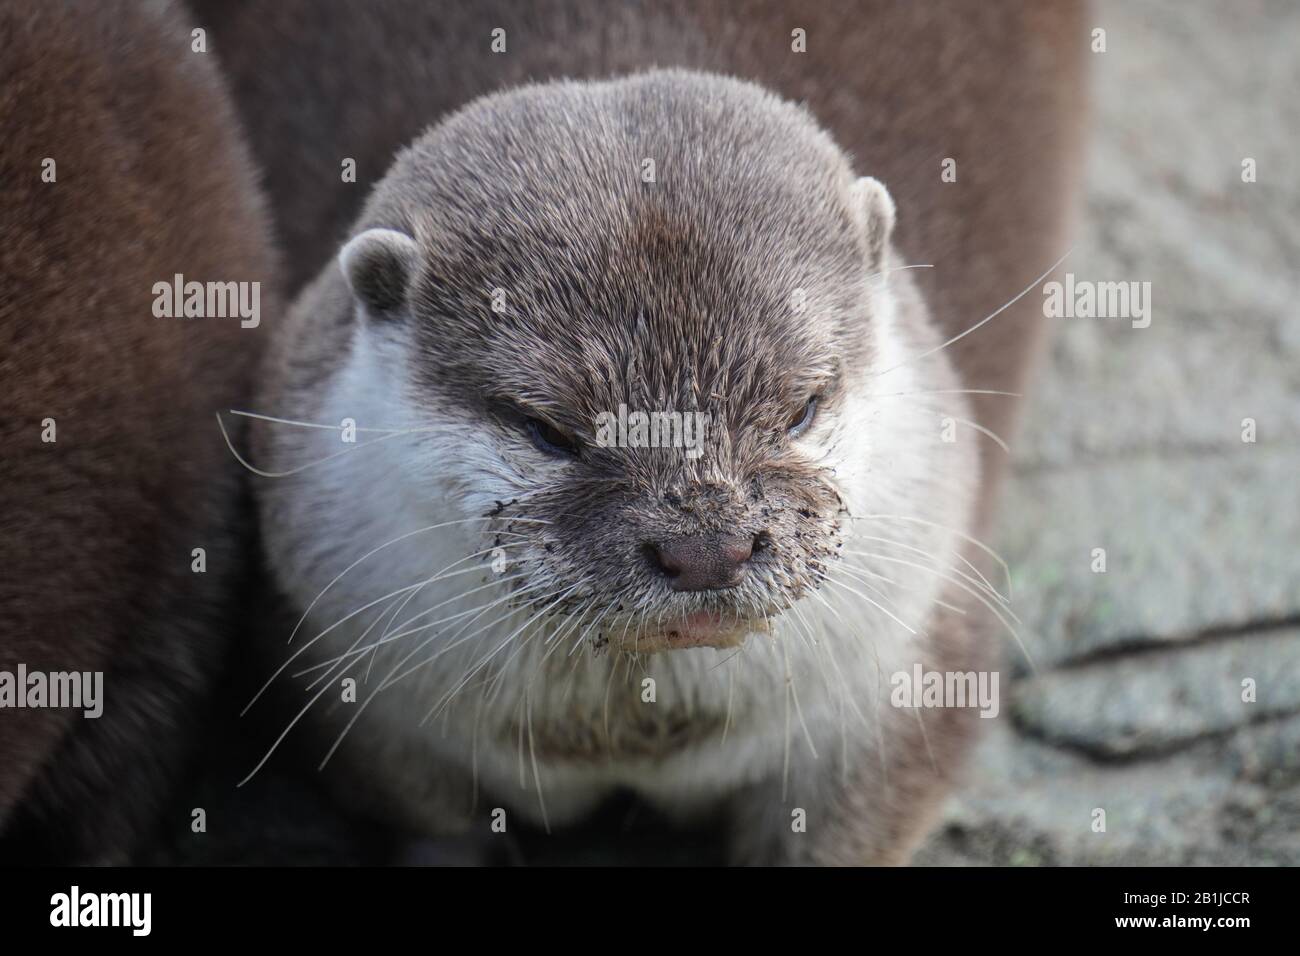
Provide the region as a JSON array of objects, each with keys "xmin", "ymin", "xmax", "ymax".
[
  {"xmin": 787, "ymin": 397, "xmax": 818, "ymax": 437},
  {"xmin": 525, "ymin": 417, "xmax": 580, "ymax": 458}
]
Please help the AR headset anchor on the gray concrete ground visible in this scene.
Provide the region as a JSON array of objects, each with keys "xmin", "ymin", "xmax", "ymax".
[{"xmin": 916, "ymin": 0, "xmax": 1300, "ymax": 865}]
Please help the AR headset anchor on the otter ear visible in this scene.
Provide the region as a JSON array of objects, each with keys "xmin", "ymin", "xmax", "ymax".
[
  {"xmin": 338, "ymin": 227, "xmax": 420, "ymax": 317},
  {"xmin": 854, "ymin": 176, "xmax": 896, "ymax": 269}
]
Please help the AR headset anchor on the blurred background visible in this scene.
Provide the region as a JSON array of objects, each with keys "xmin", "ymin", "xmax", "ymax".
[{"xmin": 918, "ymin": 0, "xmax": 1300, "ymax": 865}]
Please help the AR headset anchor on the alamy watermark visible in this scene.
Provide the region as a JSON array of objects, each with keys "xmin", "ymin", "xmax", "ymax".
[
  {"xmin": 1043, "ymin": 272, "xmax": 1151, "ymax": 328},
  {"xmin": 50, "ymin": 886, "xmax": 150, "ymax": 936},
  {"xmin": 0, "ymin": 664, "xmax": 102, "ymax": 718},
  {"xmin": 889, "ymin": 665, "xmax": 999, "ymax": 718},
  {"xmin": 594, "ymin": 403, "xmax": 711, "ymax": 459},
  {"xmin": 152, "ymin": 273, "xmax": 260, "ymax": 328}
]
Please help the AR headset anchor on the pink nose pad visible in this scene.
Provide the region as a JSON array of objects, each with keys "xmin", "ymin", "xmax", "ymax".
[{"xmin": 648, "ymin": 534, "xmax": 756, "ymax": 591}]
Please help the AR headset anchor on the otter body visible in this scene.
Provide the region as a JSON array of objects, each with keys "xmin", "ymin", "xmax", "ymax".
[
  {"xmin": 251, "ymin": 72, "xmax": 988, "ymax": 863},
  {"xmin": 0, "ymin": 0, "xmax": 278, "ymax": 861}
]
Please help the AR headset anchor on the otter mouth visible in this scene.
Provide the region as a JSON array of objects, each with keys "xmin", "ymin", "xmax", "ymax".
[{"xmin": 613, "ymin": 610, "xmax": 762, "ymax": 653}]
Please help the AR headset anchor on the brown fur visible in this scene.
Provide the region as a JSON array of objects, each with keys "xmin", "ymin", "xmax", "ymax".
[{"xmin": 0, "ymin": 0, "xmax": 278, "ymax": 861}]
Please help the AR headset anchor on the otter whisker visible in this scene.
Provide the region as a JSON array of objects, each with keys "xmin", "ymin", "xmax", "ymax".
[
  {"xmin": 788, "ymin": 599, "xmax": 859, "ymax": 779},
  {"xmin": 843, "ymin": 550, "xmax": 1021, "ymax": 627},
  {"xmin": 949, "ymin": 416, "xmax": 1010, "ymax": 454},
  {"xmin": 315, "ymin": 579, "xmax": 575, "ymax": 771},
  {"xmin": 365, "ymin": 540, "xmax": 530, "ymax": 678},
  {"xmin": 780, "ymin": 638, "xmax": 792, "ymax": 802},
  {"xmin": 350, "ymin": 580, "xmax": 551, "ymax": 710},
  {"xmin": 295, "ymin": 571, "xmax": 534, "ymax": 681},
  {"xmin": 377, "ymin": 578, "xmax": 556, "ymax": 689},
  {"xmin": 864, "ymin": 262, "xmax": 934, "ymax": 284},
  {"xmin": 804, "ymin": 590, "xmax": 872, "ymax": 728},
  {"xmin": 249, "ymin": 545, "xmax": 528, "ymax": 711},
  {"xmin": 781, "ymin": 612, "xmax": 820, "ymax": 760},
  {"xmin": 470, "ymin": 690, "xmax": 487, "ymax": 814},
  {"xmin": 802, "ymin": 593, "xmax": 867, "ymax": 783},
  {"xmin": 844, "ymin": 532, "xmax": 1007, "ymax": 606},
  {"xmin": 722, "ymin": 661, "xmax": 736, "ymax": 745},
  {"xmin": 283, "ymin": 578, "xmax": 443, "ymax": 683},
  {"xmin": 422, "ymin": 582, "xmax": 587, "ymax": 726},
  {"xmin": 845, "ymin": 513, "xmax": 1013, "ymax": 599},
  {"xmin": 524, "ymin": 598, "xmax": 597, "ymax": 691},
  {"xmin": 846, "ymin": 551, "xmax": 1034, "ymax": 671},
  {"xmin": 708, "ymin": 646, "xmax": 747, "ymax": 672},
  {"xmin": 822, "ymin": 575, "xmax": 925, "ymax": 637},
  {"xmin": 568, "ymin": 592, "xmax": 627, "ymax": 657},
  {"xmin": 810, "ymin": 629, "xmax": 854, "ymax": 781},
  {"xmin": 865, "ymin": 388, "xmax": 1022, "ymax": 400},
  {"xmin": 380, "ymin": 556, "xmax": 538, "ymax": 646},
  {"xmin": 276, "ymin": 515, "xmax": 545, "ymax": 653},
  {"xmin": 238, "ymin": 649, "xmax": 369, "ymax": 787},
  {"xmin": 485, "ymin": 593, "xmax": 593, "ymax": 705},
  {"xmin": 617, "ymin": 612, "xmax": 637, "ymax": 653},
  {"xmin": 826, "ymin": 561, "xmax": 961, "ymax": 790},
  {"xmin": 217, "ymin": 410, "xmax": 417, "ymax": 479},
  {"xmin": 389, "ymin": 584, "xmax": 551, "ymax": 695},
  {"xmin": 226, "ymin": 409, "xmax": 440, "ymax": 435},
  {"xmin": 317, "ymin": 548, "xmax": 531, "ymax": 671},
  {"xmin": 787, "ymin": 601, "xmax": 839, "ymax": 708},
  {"xmin": 827, "ymin": 565, "xmax": 923, "ymax": 624},
  {"xmin": 248, "ymin": 568, "xmax": 529, "ymax": 781},
  {"xmin": 515, "ymin": 693, "xmax": 527, "ymax": 791},
  {"xmin": 838, "ymin": 563, "xmax": 969, "ymax": 616},
  {"xmin": 298, "ymin": 589, "xmax": 414, "ymax": 692},
  {"xmin": 602, "ymin": 649, "xmax": 619, "ymax": 756},
  {"xmin": 292, "ymin": 549, "xmax": 532, "ymax": 680},
  {"xmin": 632, "ymin": 613, "xmax": 648, "ymax": 656},
  {"xmin": 559, "ymin": 642, "xmax": 587, "ymax": 705},
  {"xmin": 525, "ymin": 687, "xmax": 550, "ymax": 833},
  {"xmin": 872, "ymin": 245, "xmax": 1073, "ymax": 378},
  {"xmin": 911, "ymin": 700, "xmax": 939, "ymax": 775},
  {"xmin": 822, "ymin": 581, "xmax": 892, "ymax": 792}
]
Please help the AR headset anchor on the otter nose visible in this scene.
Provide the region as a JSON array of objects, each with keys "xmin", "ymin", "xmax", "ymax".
[{"xmin": 647, "ymin": 534, "xmax": 756, "ymax": 591}]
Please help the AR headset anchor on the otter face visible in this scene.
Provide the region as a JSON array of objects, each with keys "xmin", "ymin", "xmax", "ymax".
[{"xmin": 332, "ymin": 72, "xmax": 941, "ymax": 655}]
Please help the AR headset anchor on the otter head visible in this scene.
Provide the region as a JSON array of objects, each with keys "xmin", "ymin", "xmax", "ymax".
[{"xmin": 321, "ymin": 71, "xmax": 970, "ymax": 657}]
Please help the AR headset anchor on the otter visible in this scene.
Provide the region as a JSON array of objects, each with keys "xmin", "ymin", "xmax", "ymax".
[
  {"xmin": 192, "ymin": 0, "xmax": 1084, "ymax": 863},
  {"xmin": 244, "ymin": 70, "xmax": 998, "ymax": 864},
  {"xmin": 0, "ymin": 0, "xmax": 278, "ymax": 862}
]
